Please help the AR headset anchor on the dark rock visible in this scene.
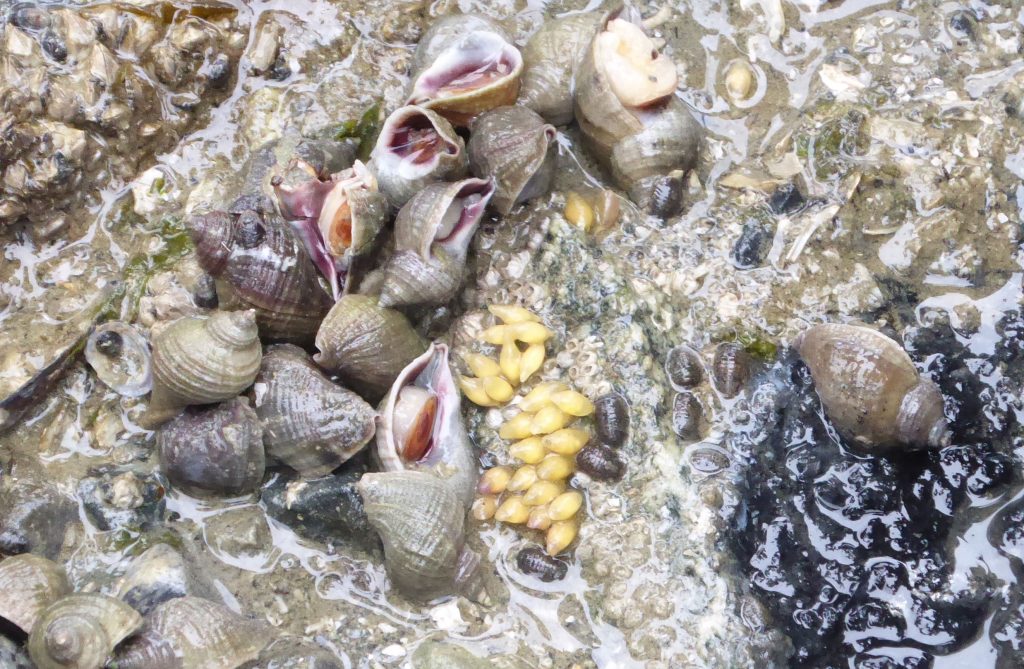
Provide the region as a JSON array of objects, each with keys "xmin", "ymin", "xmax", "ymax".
[
  {"xmin": 768, "ymin": 182, "xmax": 805, "ymax": 215},
  {"xmin": 731, "ymin": 218, "xmax": 772, "ymax": 269}
]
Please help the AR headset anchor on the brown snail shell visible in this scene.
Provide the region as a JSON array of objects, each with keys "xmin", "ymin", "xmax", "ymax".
[
  {"xmin": 314, "ymin": 295, "xmax": 427, "ymax": 400},
  {"xmin": 0, "ymin": 554, "xmax": 70, "ymax": 635},
  {"xmin": 712, "ymin": 342, "xmax": 750, "ymax": 399},
  {"xmin": 406, "ymin": 14, "xmax": 523, "ymax": 127},
  {"xmin": 369, "ymin": 105, "xmax": 468, "ymax": 207},
  {"xmin": 794, "ymin": 323, "xmax": 951, "ymax": 451},
  {"xmin": 253, "ymin": 344, "xmax": 376, "ymax": 478},
  {"xmin": 143, "ymin": 310, "xmax": 262, "ymax": 427},
  {"xmin": 358, "ymin": 470, "xmax": 481, "ymax": 602},
  {"xmin": 27, "ymin": 593, "xmax": 142, "ymax": 669},
  {"xmin": 189, "ymin": 203, "xmax": 332, "ymax": 345},
  {"xmin": 375, "ymin": 343, "xmax": 477, "ymax": 509},
  {"xmin": 157, "ymin": 396, "xmax": 265, "ymax": 496},
  {"xmin": 467, "ymin": 106, "xmax": 556, "ymax": 215},
  {"xmin": 378, "ymin": 177, "xmax": 494, "ymax": 309},
  {"xmin": 594, "ymin": 392, "xmax": 629, "ymax": 448},
  {"xmin": 517, "ymin": 12, "xmax": 603, "ymax": 126},
  {"xmin": 111, "ymin": 596, "xmax": 268, "ymax": 669}
]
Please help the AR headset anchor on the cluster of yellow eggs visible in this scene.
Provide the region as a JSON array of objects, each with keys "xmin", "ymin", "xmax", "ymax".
[{"xmin": 461, "ymin": 305, "xmax": 595, "ymax": 556}]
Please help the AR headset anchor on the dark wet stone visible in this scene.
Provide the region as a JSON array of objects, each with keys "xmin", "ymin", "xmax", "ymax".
[
  {"xmin": 0, "ymin": 633, "xmax": 32, "ymax": 668},
  {"xmin": 0, "ymin": 479, "xmax": 77, "ymax": 559},
  {"xmin": 731, "ymin": 218, "xmax": 772, "ymax": 269},
  {"xmin": 40, "ymin": 29, "xmax": 67, "ymax": 62},
  {"xmin": 193, "ymin": 273, "xmax": 219, "ymax": 309},
  {"xmin": 768, "ymin": 182, "xmax": 805, "ymax": 215},
  {"xmin": 78, "ymin": 468, "xmax": 166, "ymax": 532},
  {"xmin": 948, "ymin": 10, "xmax": 979, "ymax": 41}
]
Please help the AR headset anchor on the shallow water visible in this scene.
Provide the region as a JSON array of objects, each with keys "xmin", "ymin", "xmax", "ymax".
[{"xmin": 1, "ymin": 0, "xmax": 1023, "ymax": 667}]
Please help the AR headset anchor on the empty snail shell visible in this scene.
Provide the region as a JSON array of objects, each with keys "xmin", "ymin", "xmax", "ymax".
[
  {"xmin": 143, "ymin": 310, "xmax": 262, "ymax": 427},
  {"xmin": 358, "ymin": 470, "xmax": 482, "ymax": 602},
  {"xmin": 253, "ymin": 344, "xmax": 376, "ymax": 478},
  {"xmin": 0, "ymin": 554, "xmax": 70, "ymax": 635},
  {"xmin": 575, "ymin": 12, "xmax": 701, "ymax": 217},
  {"xmin": 794, "ymin": 323, "xmax": 951, "ymax": 451},
  {"xmin": 273, "ymin": 160, "xmax": 388, "ymax": 299},
  {"xmin": 712, "ymin": 342, "xmax": 750, "ymax": 399},
  {"xmin": 314, "ymin": 295, "xmax": 427, "ymax": 400},
  {"xmin": 370, "ymin": 105, "xmax": 468, "ymax": 207},
  {"xmin": 157, "ymin": 396, "xmax": 265, "ymax": 496},
  {"xmin": 376, "ymin": 343, "xmax": 477, "ymax": 509},
  {"xmin": 517, "ymin": 12, "xmax": 603, "ymax": 126},
  {"xmin": 189, "ymin": 203, "xmax": 332, "ymax": 345},
  {"xmin": 407, "ymin": 14, "xmax": 523, "ymax": 126},
  {"xmin": 378, "ymin": 177, "xmax": 494, "ymax": 309},
  {"xmin": 28, "ymin": 593, "xmax": 142, "ymax": 669},
  {"xmin": 468, "ymin": 106, "xmax": 556, "ymax": 215},
  {"xmin": 594, "ymin": 392, "xmax": 629, "ymax": 447},
  {"xmin": 111, "ymin": 596, "xmax": 268, "ymax": 669},
  {"xmin": 84, "ymin": 322, "xmax": 152, "ymax": 397}
]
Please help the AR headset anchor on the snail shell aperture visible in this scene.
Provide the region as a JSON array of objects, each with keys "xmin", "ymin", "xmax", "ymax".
[{"xmin": 794, "ymin": 323, "xmax": 952, "ymax": 451}]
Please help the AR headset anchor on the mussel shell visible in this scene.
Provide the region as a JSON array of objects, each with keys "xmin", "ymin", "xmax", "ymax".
[
  {"xmin": 253, "ymin": 344, "xmax": 376, "ymax": 478},
  {"xmin": 0, "ymin": 554, "xmax": 70, "ymax": 635},
  {"xmin": 665, "ymin": 344, "xmax": 704, "ymax": 390},
  {"xmin": 468, "ymin": 106, "xmax": 556, "ymax": 215},
  {"xmin": 712, "ymin": 342, "xmax": 751, "ymax": 399},
  {"xmin": 517, "ymin": 12, "xmax": 603, "ymax": 126},
  {"xmin": 157, "ymin": 396, "xmax": 265, "ymax": 496},
  {"xmin": 189, "ymin": 209, "xmax": 333, "ymax": 345},
  {"xmin": 594, "ymin": 392, "xmax": 629, "ymax": 448},
  {"xmin": 370, "ymin": 106, "xmax": 468, "ymax": 208},
  {"xmin": 28, "ymin": 594, "xmax": 142, "ymax": 669},
  {"xmin": 314, "ymin": 295, "xmax": 427, "ymax": 400},
  {"xmin": 146, "ymin": 310, "xmax": 263, "ymax": 425},
  {"xmin": 0, "ymin": 480, "xmax": 78, "ymax": 559},
  {"xmin": 358, "ymin": 470, "xmax": 466, "ymax": 601},
  {"xmin": 111, "ymin": 596, "xmax": 268, "ymax": 669},
  {"xmin": 84, "ymin": 322, "xmax": 152, "ymax": 397}
]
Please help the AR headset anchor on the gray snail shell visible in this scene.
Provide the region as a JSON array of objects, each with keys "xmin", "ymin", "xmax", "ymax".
[
  {"xmin": 794, "ymin": 323, "xmax": 951, "ymax": 451},
  {"xmin": 253, "ymin": 344, "xmax": 376, "ymax": 478},
  {"xmin": 27, "ymin": 593, "xmax": 142, "ymax": 669},
  {"xmin": 517, "ymin": 12, "xmax": 603, "ymax": 126},
  {"xmin": 0, "ymin": 554, "xmax": 71, "ymax": 635},
  {"xmin": 467, "ymin": 106, "xmax": 556, "ymax": 215}
]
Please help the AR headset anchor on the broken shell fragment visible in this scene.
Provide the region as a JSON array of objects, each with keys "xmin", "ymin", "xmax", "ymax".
[{"xmin": 85, "ymin": 322, "xmax": 152, "ymax": 398}]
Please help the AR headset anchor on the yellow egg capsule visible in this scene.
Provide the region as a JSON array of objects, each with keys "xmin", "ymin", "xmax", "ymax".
[
  {"xmin": 495, "ymin": 495, "xmax": 530, "ymax": 524},
  {"xmin": 472, "ymin": 495, "xmax": 498, "ymax": 521},
  {"xmin": 488, "ymin": 304, "xmax": 541, "ymax": 324},
  {"xmin": 479, "ymin": 324, "xmax": 510, "ymax": 345},
  {"xmin": 531, "ymin": 405, "xmax": 569, "ymax": 435},
  {"xmin": 463, "ymin": 353, "xmax": 502, "ymax": 378},
  {"xmin": 519, "ymin": 343, "xmax": 545, "ymax": 384},
  {"xmin": 499, "ymin": 339, "xmax": 522, "ymax": 386},
  {"xmin": 499, "ymin": 412, "xmax": 535, "ymax": 440},
  {"xmin": 509, "ymin": 436, "xmax": 546, "ymax": 464},
  {"xmin": 459, "ymin": 376, "xmax": 498, "ymax": 407},
  {"xmin": 527, "ymin": 505, "xmax": 553, "ymax": 530},
  {"xmin": 565, "ymin": 191, "xmax": 594, "ymax": 233},
  {"xmin": 507, "ymin": 465, "xmax": 538, "ymax": 492},
  {"xmin": 509, "ymin": 322, "xmax": 553, "ymax": 344},
  {"xmin": 521, "ymin": 381, "xmax": 570, "ymax": 412},
  {"xmin": 551, "ymin": 390, "xmax": 595, "ymax": 417},
  {"xmin": 545, "ymin": 519, "xmax": 578, "ymax": 556},
  {"xmin": 523, "ymin": 480, "xmax": 564, "ymax": 506},
  {"xmin": 548, "ymin": 491, "xmax": 584, "ymax": 521},
  {"xmin": 543, "ymin": 428, "xmax": 590, "ymax": 455},
  {"xmin": 477, "ymin": 466, "xmax": 512, "ymax": 495},
  {"xmin": 537, "ymin": 454, "xmax": 574, "ymax": 481},
  {"xmin": 483, "ymin": 375, "xmax": 515, "ymax": 403}
]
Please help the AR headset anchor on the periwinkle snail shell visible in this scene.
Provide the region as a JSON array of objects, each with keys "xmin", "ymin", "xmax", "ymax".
[
  {"xmin": 28, "ymin": 593, "xmax": 142, "ymax": 669},
  {"xmin": 314, "ymin": 295, "xmax": 427, "ymax": 400},
  {"xmin": 369, "ymin": 105, "xmax": 468, "ymax": 208},
  {"xmin": 189, "ymin": 204, "xmax": 332, "ymax": 345},
  {"xmin": 467, "ymin": 106, "xmax": 556, "ymax": 215},
  {"xmin": 794, "ymin": 323, "xmax": 951, "ymax": 451},
  {"xmin": 157, "ymin": 396, "xmax": 265, "ymax": 497},
  {"xmin": 0, "ymin": 554, "xmax": 70, "ymax": 635},
  {"xmin": 143, "ymin": 310, "xmax": 262, "ymax": 427},
  {"xmin": 517, "ymin": 12, "xmax": 603, "ymax": 126},
  {"xmin": 253, "ymin": 344, "xmax": 376, "ymax": 479},
  {"xmin": 111, "ymin": 596, "xmax": 267, "ymax": 669},
  {"xmin": 712, "ymin": 342, "xmax": 750, "ymax": 399},
  {"xmin": 358, "ymin": 470, "xmax": 479, "ymax": 602}
]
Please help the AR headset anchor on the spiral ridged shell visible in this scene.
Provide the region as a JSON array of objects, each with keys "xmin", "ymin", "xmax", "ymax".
[
  {"xmin": 314, "ymin": 295, "xmax": 426, "ymax": 400},
  {"xmin": 468, "ymin": 106, "xmax": 556, "ymax": 215},
  {"xmin": 111, "ymin": 596, "xmax": 267, "ymax": 669},
  {"xmin": 794, "ymin": 323, "xmax": 951, "ymax": 450},
  {"xmin": 378, "ymin": 249, "xmax": 465, "ymax": 310},
  {"xmin": 28, "ymin": 594, "xmax": 142, "ymax": 669},
  {"xmin": 254, "ymin": 344, "xmax": 376, "ymax": 478},
  {"xmin": 0, "ymin": 554, "xmax": 70, "ymax": 635},
  {"xmin": 145, "ymin": 310, "xmax": 262, "ymax": 426}
]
